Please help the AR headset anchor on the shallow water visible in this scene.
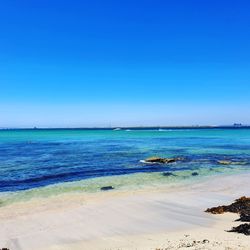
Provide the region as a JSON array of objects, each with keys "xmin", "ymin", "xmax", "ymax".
[{"xmin": 0, "ymin": 128, "xmax": 250, "ymax": 204}]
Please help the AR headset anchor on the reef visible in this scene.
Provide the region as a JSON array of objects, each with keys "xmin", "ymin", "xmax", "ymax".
[
  {"xmin": 217, "ymin": 160, "xmax": 247, "ymax": 165},
  {"xmin": 217, "ymin": 160, "xmax": 232, "ymax": 165},
  {"xmin": 144, "ymin": 156, "xmax": 184, "ymax": 164}
]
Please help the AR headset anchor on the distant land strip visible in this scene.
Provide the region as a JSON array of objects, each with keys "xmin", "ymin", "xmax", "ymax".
[{"xmin": 1, "ymin": 125, "xmax": 250, "ymax": 130}]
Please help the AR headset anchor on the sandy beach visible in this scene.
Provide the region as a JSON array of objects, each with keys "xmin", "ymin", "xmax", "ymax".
[
  {"xmin": 2, "ymin": 0, "xmax": 250, "ymax": 248},
  {"xmin": 0, "ymin": 172, "xmax": 249, "ymax": 250}
]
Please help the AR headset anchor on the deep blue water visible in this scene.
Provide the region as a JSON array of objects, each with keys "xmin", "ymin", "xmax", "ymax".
[{"xmin": 0, "ymin": 128, "xmax": 250, "ymax": 192}]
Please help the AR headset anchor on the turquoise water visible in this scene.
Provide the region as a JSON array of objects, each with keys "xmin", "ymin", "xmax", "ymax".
[{"xmin": 0, "ymin": 128, "xmax": 250, "ymax": 204}]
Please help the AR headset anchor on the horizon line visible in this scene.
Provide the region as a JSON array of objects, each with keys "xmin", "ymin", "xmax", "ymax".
[{"xmin": 0, "ymin": 124, "xmax": 249, "ymax": 130}]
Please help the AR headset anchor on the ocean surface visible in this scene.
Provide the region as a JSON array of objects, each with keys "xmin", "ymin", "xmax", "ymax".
[{"xmin": 0, "ymin": 128, "xmax": 250, "ymax": 205}]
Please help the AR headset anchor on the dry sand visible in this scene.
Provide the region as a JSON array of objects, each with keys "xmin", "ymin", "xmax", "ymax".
[{"xmin": 0, "ymin": 173, "xmax": 250, "ymax": 250}]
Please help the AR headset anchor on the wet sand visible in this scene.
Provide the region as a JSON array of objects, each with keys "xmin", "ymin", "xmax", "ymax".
[{"xmin": 0, "ymin": 173, "xmax": 250, "ymax": 250}]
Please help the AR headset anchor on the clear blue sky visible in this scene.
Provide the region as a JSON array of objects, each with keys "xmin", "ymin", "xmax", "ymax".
[{"xmin": 1, "ymin": 0, "xmax": 250, "ymax": 127}]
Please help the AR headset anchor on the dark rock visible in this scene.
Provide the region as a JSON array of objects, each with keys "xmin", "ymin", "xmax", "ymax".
[
  {"xmin": 205, "ymin": 196, "xmax": 250, "ymax": 214},
  {"xmin": 205, "ymin": 196, "xmax": 250, "ymax": 236},
  {"xmin": 206, "ymin": 205, "xmax": 226, "ymax": 214},
  {"xmin": 228, "ymin": 223, "xmax": 250, "ymax": 235},
  {"xmin": 144, "ymin": 156, "xmax": 184, "ymax": 164},
  {"xmin": 162, "ymin": 172, "xmax": 176, "ymax": 177},
  {"xmin": 100, "ymin": 186, "xmax": 114, "ymax": 191},
  {"xmin": 1, "ymin": 248, "xmax": 10, "ymax": 250},
  {"xmin": 236, "ymin": 211, "xmax": 250, "ymax": 222},
  {"xmin": 202, "ymin": 239, "xmax": 209, "ymax": 243},
  {"xmin": 191, "ymin": 172, "xmax": 199, "ymax": 176}
]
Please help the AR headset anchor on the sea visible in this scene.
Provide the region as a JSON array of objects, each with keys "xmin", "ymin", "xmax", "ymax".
[{"xmin": 0, "ymin": 128, "xmax": 250, "ymax": 205}]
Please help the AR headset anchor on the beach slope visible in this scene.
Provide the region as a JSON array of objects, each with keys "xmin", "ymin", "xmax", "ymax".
[{"xmin": 1, "ymin": 173, "xmax": 250, "ymax": 250}]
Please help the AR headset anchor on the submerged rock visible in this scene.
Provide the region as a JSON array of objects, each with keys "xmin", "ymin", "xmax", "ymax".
[
  {"xmin": 191, "ymin": 172, "xmax": 199, "ymax": 176},
  {"xmin": 100, "ymin": 186, "xmax": 114, "ymax": 191},
  {"xmin": 228, "ymin": 223, "xmax": 250, "ymax": 235},
  {"xmin": 143, "ymin": 156, "xmax": 184, "ymax": 164},
  {"xmin": 162, "ymin": 172, "xmax": 176, "ymax": 177}
]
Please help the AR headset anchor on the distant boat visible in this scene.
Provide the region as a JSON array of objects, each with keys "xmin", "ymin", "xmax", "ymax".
[{"xmin": 113, "ymin": 128, "xmax": 121, "ymax": 131}]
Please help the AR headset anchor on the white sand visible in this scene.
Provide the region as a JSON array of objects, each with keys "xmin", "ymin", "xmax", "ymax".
[{"xmin": 0, "ymin": 173, "xmax": 250, "ymax": 250}]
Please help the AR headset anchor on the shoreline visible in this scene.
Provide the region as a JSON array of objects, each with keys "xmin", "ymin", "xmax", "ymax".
[
  {"xmin": 1, "ymin": 167, "xmax": 249, "ymax": 207},
  {"xmin": 1, "ymin": 173, "xmax": 250, "ymax": 249}
]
